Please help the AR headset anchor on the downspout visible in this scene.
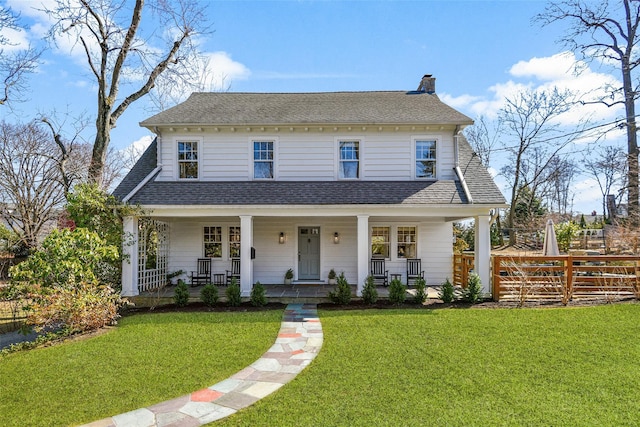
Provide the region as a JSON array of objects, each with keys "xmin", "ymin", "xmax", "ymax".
[{"xmin": 453, "ymin": 125, "xmax": 473, "ymax": 204}]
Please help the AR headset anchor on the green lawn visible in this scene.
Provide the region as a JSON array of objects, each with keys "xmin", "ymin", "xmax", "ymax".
[
  {"xmin": 3, "ymin": 304, "xmax": 640, "ymax": 427},
  {"xmin": 0, "ymin": 310, "xmax": 283, "ymax": 427},
  {"xmin": 216, "ymin": 304, "xmax": 640, "ymax": 426}
]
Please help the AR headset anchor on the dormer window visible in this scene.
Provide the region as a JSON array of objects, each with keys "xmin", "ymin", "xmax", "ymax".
[
  {"xmin": 339, "ymin": 140, "xmax": 360, "ymax": 179},
  {"xmin": 178, "ymin": 141, "xmax": 198, "ymax": 179}
]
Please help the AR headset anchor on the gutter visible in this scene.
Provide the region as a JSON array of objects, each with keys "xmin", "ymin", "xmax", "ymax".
[{"xmin": 453, "ymin": 125, "xmax": 473, "ymax": 204}]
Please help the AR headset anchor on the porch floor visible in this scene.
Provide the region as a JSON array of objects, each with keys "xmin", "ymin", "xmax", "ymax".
[{"xmin": 131, "ymin": 283, "xmax": 442, "ymax": 306}]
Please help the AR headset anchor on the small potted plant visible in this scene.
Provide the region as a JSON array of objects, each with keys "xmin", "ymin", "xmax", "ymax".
[
  {"xmin": 328, "ymin": 268, "xmax": 337, "ymax": 285},
  {"xmin": 166, "ymin": 269, "xmax": 185, "ymax": 286},
  {"xmin": 284, "ymin": 268, "xmax": 294, "ymax": 285}
]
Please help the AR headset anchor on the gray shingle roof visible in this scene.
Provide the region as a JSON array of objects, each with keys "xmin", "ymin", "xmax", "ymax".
[
  {"xmin": 112, "ymin": 138, "xmax": 158, "ymax": 200},
  {"xmin": 125, "ymin": 180, "xmax": 470, "ymax": 206},
  {"xmin": 457, "ymin": 135, "xmax": 505, "ymax": 204},
  {"xmin": 140, "ymin": 91, "xmax": 473, "ymax": 127}
]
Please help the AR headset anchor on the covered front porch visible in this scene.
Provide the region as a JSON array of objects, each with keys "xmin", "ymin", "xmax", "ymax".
[{"xmin": 121, "ymin": 206, "xmax": 496, "ymax": 299}]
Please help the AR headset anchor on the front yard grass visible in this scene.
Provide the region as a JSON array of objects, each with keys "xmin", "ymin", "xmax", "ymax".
[
  {"xmin": 216, "ymin": 303, "xmax": 640, "ymax": 426},
  {"xmin": 3, "ymin": 304, "xmax": 640, "ymax": 426},
  {"xmin": 0, "ymin": 310, "xmax": 283, "ymax": 427}
]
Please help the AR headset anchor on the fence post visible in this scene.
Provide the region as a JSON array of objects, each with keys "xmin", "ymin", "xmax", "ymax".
[
  {"xmin": 566, "ymin": 255, "xmax": 573, "ymax": 300},
  {"xmin": 492, "ymin": 256, "xmax": 500, "ymax": 301}
]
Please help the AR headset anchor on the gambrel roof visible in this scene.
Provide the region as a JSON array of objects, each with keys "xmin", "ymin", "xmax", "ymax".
[{"xmin": 140, "ymin": 91, "xmax": 474, "ymax": 127}]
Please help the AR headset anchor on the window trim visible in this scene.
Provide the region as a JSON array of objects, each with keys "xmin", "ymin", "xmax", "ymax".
[
  {"xmin": 203, "ymin": 226, "xmax": 222, "ymax": 258},
  {"xmin": 250, "ymin": 138, "xmax": 278, "ymax": 180},
  {"xmin": 370, "ymin": 224, "xmax": 419, "ymax": 261},
  {"xmin": 370, "ymin": 226, "xmax": 391, "ymax": 260},
  {"xmin": 396, "ymin": 226, "xmax": 418, "ymax": 259},
  {"xmin": 335, "ymin": 137, "xmax": 363, "ymax": 180},
  {"xmin": 176, "ymin": 137, "xmax": 202, "ymax": 180},
  {"xmin": 413, "ymin": 136, "xmax": 438, "ymax": 180}
]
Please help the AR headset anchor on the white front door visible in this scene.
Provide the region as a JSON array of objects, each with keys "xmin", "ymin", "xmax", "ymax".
[{"xmin": 298, "ymin": 227, "xmax": 320, "ymax": 280}]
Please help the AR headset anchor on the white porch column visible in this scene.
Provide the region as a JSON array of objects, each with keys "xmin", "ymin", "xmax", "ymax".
[
  {"xmin": 357, "ymin": 215, "xmax": 369, "ymax": 296},
  {"xmin": 240, "ymin": 215, "xmax": 253, "ymax": 296},
  {"xmin": 121, "ymin": 216, "xmax": 139, "ymax": 296},
  {"xmin": 474, "ymin": 214, "xmax": 492, "ymax": 296}
]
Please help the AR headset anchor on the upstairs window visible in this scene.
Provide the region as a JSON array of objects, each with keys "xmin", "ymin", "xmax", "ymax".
[
  {"xmin": 178, "ymin": 141, "xmax": 198, "ymax": 179},
  {"xmin": 415, "ymin": 140, "xmax": 436, "ymax": 179},
  {"xmin": 203, "ymin": 226, "xmax": 222, "ymax": 258},
  {"xmin": 254, "ymin": 141, "xmax": 274, "ymax": 179},
  {"xmin": 229, "ymin": 226, "xmax": 241, "ymax": 258},
  {"xmin": 339, "ymin": 141, "xmax": 359, "ymax": 179},
  {"xmin": 397, "ymin": 227, "xmax": 416, "ymax": 258},
  {"xmin": 371, "ymin": 227, "xmax": 390, "ymax": 258}
]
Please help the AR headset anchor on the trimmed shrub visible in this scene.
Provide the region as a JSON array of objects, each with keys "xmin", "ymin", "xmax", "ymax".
[
  {"xmin": 200, "ymin": 284, "xmax": 218, "ymax": 306},
  {"xmin": 329, "ymin": 272, "xmax": 352, "ymax": 305},
  {"xmin": 250, "ymin": 281, "xmax": 267, "ymax": 307},
  {"xmin": 226, "ymin": 278, "xmax": 242, "ymax": 306},
  {"xmin": 174, "ymin": 280, "xmax": 189, "ymax": 307},
  {"xmin": 439, "ymin": 278, "xmax": 455, "ymax": 303},
  {"xmin": 413, "ymin": 276, "xmax": 427, "ymax": 304},
  {"xmin": 362, "ymin": 275, "xmax": 378, "ymax": 305},
  {"xmin": 388, "ymin": 278, "xmax": 407, "ymax": 305},
  {"xmin": 464, "ymin": 273, "xmax": 483, "ymax": 304}
]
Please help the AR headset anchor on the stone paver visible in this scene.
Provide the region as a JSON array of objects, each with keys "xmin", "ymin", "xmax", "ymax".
[{"xmin": 81, "ymin": 303, "xmax": 321, "ymax": 427}]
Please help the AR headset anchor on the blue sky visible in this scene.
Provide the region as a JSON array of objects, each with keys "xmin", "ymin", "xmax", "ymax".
[{"xmin": 1, "ymin": 0, "xmax": 626, "ymax": 214}]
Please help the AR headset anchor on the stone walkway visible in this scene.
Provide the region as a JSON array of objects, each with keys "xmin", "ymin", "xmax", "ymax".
[{"xmin": 83, "ymin": 303, "xmax": 322, "ymax": 427}]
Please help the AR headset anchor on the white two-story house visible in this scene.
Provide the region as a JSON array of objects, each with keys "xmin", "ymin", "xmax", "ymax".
[{"xmin": 114, "ymin": 75, "xmax": 506, "ymax": 297}]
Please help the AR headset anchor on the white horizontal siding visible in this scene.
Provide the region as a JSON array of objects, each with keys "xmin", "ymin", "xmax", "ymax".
[
  {"xmin": 166, "ymin": 217, "xmax": 452, "ymax": 287},
  {"xmin": 156, "ymin": 130, "xmax": 458, "ymax": 182}
]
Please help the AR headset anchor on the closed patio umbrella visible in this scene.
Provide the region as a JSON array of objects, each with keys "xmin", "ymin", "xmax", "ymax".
[{"xmin": 543, "ymin": 219, "xmax": 560, "ymax": 256}]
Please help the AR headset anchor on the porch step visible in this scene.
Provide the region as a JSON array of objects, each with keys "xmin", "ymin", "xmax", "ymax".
[{"xmin": 292, "ymin": 280, "xmax": 327, "ymax": 285}]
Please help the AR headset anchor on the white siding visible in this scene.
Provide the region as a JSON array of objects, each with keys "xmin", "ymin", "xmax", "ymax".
[
  {"xmin": 156, "ymin": 129, "xmax": 458, "ymax": 182},
  {"xmin": 166, "ymin": 217, "xmax": 452, "ymax": 286}
]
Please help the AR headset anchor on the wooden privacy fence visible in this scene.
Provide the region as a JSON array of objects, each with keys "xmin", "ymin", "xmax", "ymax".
[
  {"xmin": 492, "ymin": 255, "xmax": 640, "ymax": 303},
  {"xmin": 453, "ymin": 253, "xmax": 474, "ymax": 289},
  {"xmin": 453, "ymin": 253, "xmax": 640, "ymax": 302}
]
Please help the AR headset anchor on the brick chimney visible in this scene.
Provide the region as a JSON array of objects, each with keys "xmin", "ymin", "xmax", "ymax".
[{"xmin": 417, "ymin": 74, "xmax": 436, "ymax": 94}]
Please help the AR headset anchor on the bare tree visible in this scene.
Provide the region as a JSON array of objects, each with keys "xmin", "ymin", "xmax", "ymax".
[
  {"xmin": 583, "ymin": 145, "xmax": 627, "ymax": 219},
  {"xmin": 499, "ymin": 87, "xmax": 585, "ymax": 244},
  {"xmin": 539, "ymin": 155, "xmax": 577, "ymax": 216},
  {"xmin": 464, "ymin": 115, "xmax": 501, "ymax": 167},
  {"xmin": 43, "ymin": 0, "xmax": 209, "ymax": 185},
  {"xmin": 0, "ymin": 121, "xmax": 68, "ymax": 250},
  {"xmin": 537, "ymin": 0, "xmax": 640, "ymax": 226},
  {"xmin": 0, "ymin": 7, "xmax": 42, "ymax": 106}
]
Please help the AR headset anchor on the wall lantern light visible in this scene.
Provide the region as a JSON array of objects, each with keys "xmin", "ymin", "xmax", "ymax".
[
  {"xmin": 333, "ymin": 232, "xmax": 340, "ymax": 244},
  {"xmin": 279, "ymin": 232, "xmax": 285, "ymax": 244}
]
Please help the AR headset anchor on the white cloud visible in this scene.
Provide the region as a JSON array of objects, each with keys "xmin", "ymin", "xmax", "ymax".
[{"xmin": 200, "ymin": 51, "xmax": 251, "ymax": 91}]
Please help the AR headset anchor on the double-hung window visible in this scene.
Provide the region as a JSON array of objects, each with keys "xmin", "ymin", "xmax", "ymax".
[
  {"xmin": 415, "ymin": 140, "xmax": 436, "ymax": 179},
  {"xmin": 178, "ymin": 141, "xmax": 198, "ymax": 179},
  {"xmin": 397, "ymin": 227, "xmax": 417, "ymax": 258},
  {"xmin": 371, "ymin": 227, "xmax": 390, "ymax": 258},
  {"xmin": 339, "ymin": 141, "xmax": 359, "ymax": 179},
  {"xmin": 229, "ymin": 227, "xmax": 241, "ymax": 258},
  {"xmin": 203, "ymin": 226, "xmax": 222, "ymax": 258},
  {"xmin": 254, "ymin": 141, "xmax": 274, "ymax": 179}
]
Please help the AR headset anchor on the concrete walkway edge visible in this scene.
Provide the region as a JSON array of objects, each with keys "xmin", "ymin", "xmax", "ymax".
[{"xmin": 82, "ymin": 303, "xmax": 322, "ymax": 427}]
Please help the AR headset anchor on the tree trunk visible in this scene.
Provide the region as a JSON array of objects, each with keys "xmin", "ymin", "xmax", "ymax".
[{"xmin": 622, "ymin": 57, "xmax": 639, "ymax": 227}]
